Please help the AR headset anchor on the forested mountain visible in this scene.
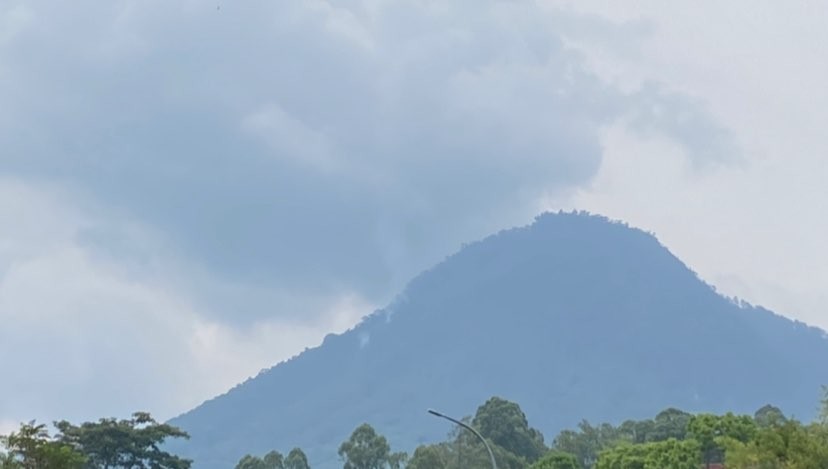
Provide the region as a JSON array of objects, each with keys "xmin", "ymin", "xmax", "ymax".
[{"xmin": 168, "ymin": 212, "xmax": 828, "ymax": 468}]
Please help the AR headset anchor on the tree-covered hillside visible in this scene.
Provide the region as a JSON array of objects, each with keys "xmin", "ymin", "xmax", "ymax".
[{"xmin": 168, "ymin": 212, "xmax": 828, "ymax": 468}]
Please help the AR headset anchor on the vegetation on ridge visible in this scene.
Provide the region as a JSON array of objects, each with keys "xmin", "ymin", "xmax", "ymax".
[{"xmin": 230, "ymin": 390, "xmax": 828, "ymax": 469}]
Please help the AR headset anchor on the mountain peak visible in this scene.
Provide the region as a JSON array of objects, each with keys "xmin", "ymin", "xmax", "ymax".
[{"xmin": 170, "ymin": 212, "xmax": 828, "ymax": 468}]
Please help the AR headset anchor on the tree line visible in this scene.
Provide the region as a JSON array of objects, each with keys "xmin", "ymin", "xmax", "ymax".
[
  {"xmin": 3, "ymin": 388, "xmax": 826, "ymax": 468},
  {"xmin": 0, "ymin": 412, "xmax": 191, "ymax": 468},
  {"xmin": 238, "ymin": 387, "xmax": 828, "ymax": 469}
]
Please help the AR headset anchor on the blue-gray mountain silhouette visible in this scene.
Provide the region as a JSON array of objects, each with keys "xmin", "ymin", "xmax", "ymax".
[{"xmin": 169, "ymin": 212, "xmax": 828, "ymax": 468}]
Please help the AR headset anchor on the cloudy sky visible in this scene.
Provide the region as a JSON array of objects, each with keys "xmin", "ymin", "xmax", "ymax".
[{"xmin": 1, "ymin": 0, "xmax": 827, "ymax": 431}]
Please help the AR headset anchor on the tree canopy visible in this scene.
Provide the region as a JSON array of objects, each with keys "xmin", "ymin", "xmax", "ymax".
[
  {"xmin": 338, "ymin": 424, "xmax": 405, "ymax": 469},
  {"xmin": 0, "ymin": 413, "xmax": 190, "ymax": 469}
]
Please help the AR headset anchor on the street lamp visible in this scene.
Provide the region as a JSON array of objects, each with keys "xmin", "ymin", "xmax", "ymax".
[{"xmin": 427, "ymin": 409, "xmax": 497, "ymax": 469}]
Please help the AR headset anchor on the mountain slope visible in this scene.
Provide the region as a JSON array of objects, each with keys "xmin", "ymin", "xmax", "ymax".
[{"xmin": 169, "ymin": 212, "xmax": 828, "ymax": 468}]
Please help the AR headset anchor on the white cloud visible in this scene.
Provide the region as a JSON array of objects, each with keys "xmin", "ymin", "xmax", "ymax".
[
  {"xmin": 541, "ymin": 0, "xmax": 828, "ymax": 329},
  {"xmin": 0, "ymin": 4, "xmax": 33, "ymax": 46},
  {"xmin": 0, "ymin": 0, "xmax": 791, "ymax": 427},
  {"xmin": 0, "ymin": 179, "xmax": 369, "ymax": 425}
]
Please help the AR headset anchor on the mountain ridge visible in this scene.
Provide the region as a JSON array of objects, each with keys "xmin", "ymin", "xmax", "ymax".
[{"xmin": 169, "ymin": 212, "xmax": 828, "ymax": 468}]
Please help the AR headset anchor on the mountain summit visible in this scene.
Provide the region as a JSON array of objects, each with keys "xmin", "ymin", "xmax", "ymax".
[{"xmin": 170, "ymin": 212, "xmax": 828, "ymax": 468}]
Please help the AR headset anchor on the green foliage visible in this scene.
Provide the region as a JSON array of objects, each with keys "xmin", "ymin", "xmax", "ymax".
[
  {"xmin": 687, "ymin": 412, "xmax": 757, "ymax": 465},
  {"xmin": 530, "ymin": 451, "xmax": 581, "ymax": 469},
  {"xmin": 236, "ymin": 454, "xmax": 268, "ymax": 469},
  {"xmin": 553, "ymin": 421, "xmax": 622, "ymax": 468},
  {"xmin": 405, "ymin": 430, "xmax": 525, "ymax": 469},
  {"xmin": 473, "ymin": 397, "xmax": 547, "ymax": 463},
  {"xmin": 722, "ymin": 418, "xmax": 828, "ymax": 468},
  {"xmin": 754, "ymin": 404, "xmax": 787, "ymax": 428},
  {"xmin": 264, "ymin": 450, "xmax": 286, "ymax": 469},
  {"xmin": 594, "ymin": 439, "xmax": 700, "ymax": 469},
  {"xmin": 617, "ymin": 419, "xmax": 655, "ymax": 445},
  {"xmin": 1, "ymin": 422, "xmax": 86, "ymax": 469},
  {"xmin": 338, "ymin": 423, "xmax": 405, "ymax": 469},
  {"xmin": 54, "ymin": 412, "xmax": 191, "ymax": 469},
  {"xmin": 650, "ymin": 408, "xmax": 691, "ymax": 442},
  {"xmin": 406, "ymin": 445, "xmax": 447, "ymax": 469},
  {"xmin": 235, "ymin": 450, "xmax": 285, "ymax": 469},
  {"xmin": 284, "ymin": 448, "xmax": 310, "ymax": 469}
]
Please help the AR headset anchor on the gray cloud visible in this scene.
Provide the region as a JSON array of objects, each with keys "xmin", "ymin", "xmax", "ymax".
[
  {"xmin": 0, "ymin": 1, "xmax": 617, "ymax": 315},
  {"xmin": 0, "ymin": 0, "xmax": 739, "ymax": 424}
]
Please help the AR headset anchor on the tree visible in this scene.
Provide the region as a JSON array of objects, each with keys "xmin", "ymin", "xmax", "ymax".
[
  {"xmin": 338, "ymin": 424, "xmax": 406, "ymax": 469},
  {"xmin": 406, "ymin": 445, "xmax": 446, "ymax": 469},
  {"xmin": 530, "ymin": 451, "xmax": 581, "ymax": 469},
  {"xmin": 650, "ymin": 408, "xmax": 691, "ymax": 441},
  {"xmin": 1, "ymin": 422, "xmax": 85, "ymax": 469},
  {"xmin": 722, "ymin": 418, "xmax": 828, "ymax": 468},
  {"xmin": 595, "ymin": 439, "xmax": 699, "ymax": 469},
  {"xmin": 236, "ymin": 455, "xmax": 267, "ymax": 469},
  {"xmin": 553, "ymin": 421, "xmax": 620, "ymax": 468},
  {"xmin": 264, "ymin": 450, "xmax": 286, "ymax": 469},
  {"xmin": 54, "ymin": 412, "xmax": 191, "ymax": 468},
  {"xmin": 473, "ymin": 397, "xmax": 546, "ymax": 463},
  {"xmin": 618, "ymin": 419, "xmax": 655, "ymax": 445},
  {"xmin": 687, "ymin": 413, "xmax": 756, "ymax": 467},
  {"xmin": 236, "ymin": 450, "xmax": 284, "ymax": 469},
  {"xmin": 754, "ymin": 404, "xmax": 786, "ymax": 428},
  {"xmin": 284, "ymin": 448, "xmax": 310, "ymax": 469}
]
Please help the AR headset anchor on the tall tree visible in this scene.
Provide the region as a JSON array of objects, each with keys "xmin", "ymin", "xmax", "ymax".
[
  {"xmin": 235, "ymin": 455, "xmax": 267, "ymax": 469},
  {"xmin": 722, "ymin": 418, "xmax": 828, "ymax": 468},
  {"xmin": 284, "ymin": 448, "xmax": 310, "ymax": 469},
  {"xmin": 687, "ymin": 413, "xmax": 757, "ymax": 467},
  {"xmin": 338, "ymin": 424, "xmax": 406, "ymax": 469},
  {"xmin": 553, "ymin": 421, "xmax": 620, "ymax": 468},
  {"xmin": 1, "ymin": 422, "xmax": 85, "ymax": 469},
  {"xmin": 406, "ymin": 445, "xmax": 447, "ymax": 469},
  {"xmin": 54, "ymin": 412, "xmax": 191, "ymax": 469},
  {"xmin": 595, "ymin": 439, "xmax": 700, "ymax": 469},
  {"xmin": 650, "ymin": 408, "xmax": 691, "ymax": 441},
  {"xmin": 263, "ymin": 450, "xmax": 286, "ymax": 469},
  {"xmin": 753, "ymin": 404, "xmax": 786, "ymax": 428},
  {"xmin": 530, "ymin": 451, "xmax": 581, "ymax": 469},
  {"xmin": 473, "ymin": 397, "xmax": 546, "ymax": 463},
  {"xmin": 235, "ymin": 450, "xmax": 284, "ymax": 469}
]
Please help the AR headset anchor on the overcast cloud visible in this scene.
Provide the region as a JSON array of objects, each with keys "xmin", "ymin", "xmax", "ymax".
[{"xmin": 0, "ymin": 0, "xmax": 785, "ymax": 427}]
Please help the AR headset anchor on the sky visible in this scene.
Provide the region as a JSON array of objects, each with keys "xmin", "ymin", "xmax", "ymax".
[{"xmin": 1, "ymin": 0, "xmax": 827, "ymax": 432}]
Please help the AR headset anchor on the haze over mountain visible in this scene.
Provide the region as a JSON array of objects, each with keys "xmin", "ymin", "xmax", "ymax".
[{"xmin": 169, "ymin": 212, "xmax": 828, "ymax": 468}]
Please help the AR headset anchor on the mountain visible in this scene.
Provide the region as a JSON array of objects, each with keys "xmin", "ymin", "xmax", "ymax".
[{"xmin": 169, "ymin": 212, "xmax": 828, "ymax": 468}]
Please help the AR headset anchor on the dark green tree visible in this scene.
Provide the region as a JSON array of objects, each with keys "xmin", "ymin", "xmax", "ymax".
[
  {"xmin": 530, "ymin": 451, "xmax": 581, "ymax": 469},
  {"xmin": 687, "ymin": 412, "xmax": 756, "ymax": 467},
  {"xmin": 235, "ymin": 455, "xmax": 267, "ymax": 469},
  {"xmin": 753, "ymin": 404, "xmax": 786, "ymax": 428},
  {"xmin": 618, "ymin": 419, "xmax": 655, "ymax": 445},
  {"xmin": 473, "ymin": 397, "xmax": 546, "ymax": 463},
  {"xmin": 595, "ymin": 439, "xmax": 699, "ymax": 469},
  {"xmin": 264, "ymin": 450, "xmax": 285, "ymax": 469},
  {"xmin": 553, "ymin": 421, "xmax": 620, "ymax": 468},
  {"xmin": 722, "ymin": 418, "xmax": 828, "ymax": 468},
  {"xmin": 406, "ymin": 445, "xmax": 446, "ymax": 469},
  {"xmin": 449, "ymin": 423, "xmax": 526, "ymax": 469},
  {"xmin": 235, "ymin": 450, "xmax": 284, "ymax": 469},
  {"xmin": 284, "ymin": 448, "xmax": 310, "ymax": 469},
  {"xmin": 338, "ymin": 424, "xmax": 406, "ymax": 469},
  {"xmin": 54, "ymin": 412, "xmax": 191, "ymax": 468},
  {"xmin": 1, "ymin": 422, "xmax": 85, "ymax": 469},
  {"xmin": 650, "ymin": 408, "xmax": 691, "ymax": 441}
]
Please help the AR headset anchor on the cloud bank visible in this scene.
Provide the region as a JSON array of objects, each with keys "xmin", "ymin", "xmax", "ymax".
[{"xmin": 0, "ymin": 0, "xmax": 733, "ymax": 424}]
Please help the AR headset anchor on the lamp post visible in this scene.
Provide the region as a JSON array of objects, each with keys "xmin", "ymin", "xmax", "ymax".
[{"xmin": 428, "ymin": 409, "xmax": 497, "ymax": 469}]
